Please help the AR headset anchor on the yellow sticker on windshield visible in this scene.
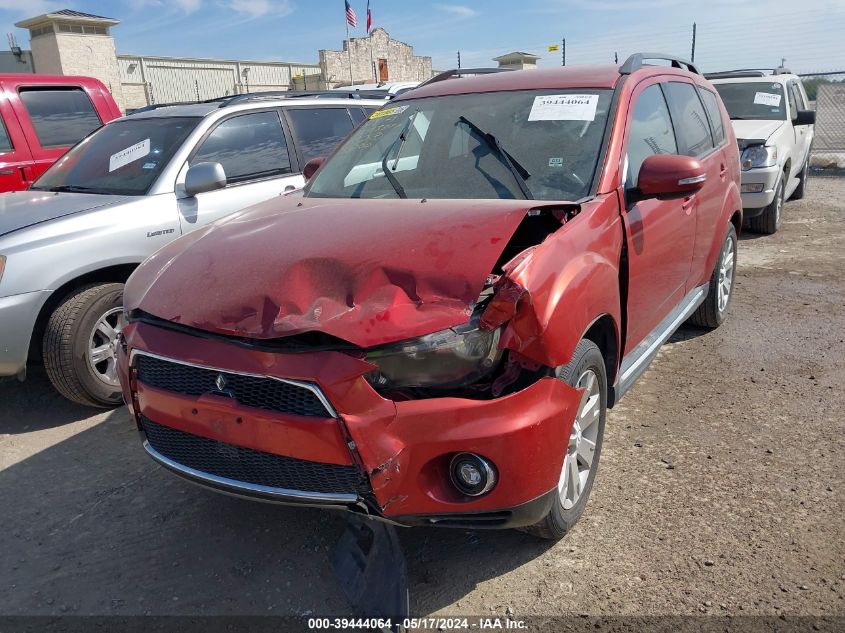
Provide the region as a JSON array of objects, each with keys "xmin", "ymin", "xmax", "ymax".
[{"xmin": 369, "ymin": 105, "xmax": 407, "ymax": 119}]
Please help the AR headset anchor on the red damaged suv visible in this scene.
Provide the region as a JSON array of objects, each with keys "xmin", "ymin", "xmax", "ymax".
[{"xmin": 117, "ymin": 54, "xmax": 741, "ymax": 539}]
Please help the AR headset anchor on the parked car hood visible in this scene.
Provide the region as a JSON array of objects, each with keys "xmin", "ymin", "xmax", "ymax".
[
  {"xmin": 730, "ymin": 119, "xmax": 785, "ymax": 145},
  {"xmin": 0, "ymin": 190, "xmax": 130, "ymax": 237},
  {"xmin": 125, "ymin": 196, "xmax": 539, "ymax": 347}
]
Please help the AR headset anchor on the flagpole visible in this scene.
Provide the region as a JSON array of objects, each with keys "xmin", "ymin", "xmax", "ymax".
[
  {"xmin": 346, "ymin": 25, "xmax": 353, "ymax": 85},
  {"xmin": 368, "ymin": 1, "xmax": 376, "ymax": 82}
]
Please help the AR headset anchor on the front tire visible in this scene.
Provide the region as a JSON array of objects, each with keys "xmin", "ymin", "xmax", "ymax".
[
  {"xmin": 43, "ymin": 283, "xmax": 126, "ymax": 408},
  {"xmin": 688, "ymin": 223, "xmax": 737, "ymax": 329},
  {"xmin": 523, "ymin": 339, "xmax": 607, "ymax": 541},
  {"xmin": 747, "ymin": 173, "xmax": 784, "ymax": 234}
]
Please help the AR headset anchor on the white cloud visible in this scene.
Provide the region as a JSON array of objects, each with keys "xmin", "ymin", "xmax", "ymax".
[
  {"xmin": 133, "ymin": 0, "xmax": 202, "ymax": 14},
  {"xmin": 0, "ymin": 0, "xmax": 61, "ymax": 15},
  {"xmin": 220, "ymin": 0, "xmax": 294, "ymax": 18},
  {"xmin": 435, "ymin": 4, "xmax": 478, "ymax": 18}
]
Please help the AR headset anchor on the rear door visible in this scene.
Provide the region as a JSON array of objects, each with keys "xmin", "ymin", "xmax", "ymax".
[
  {"xmin": 0, "ymin": 98, "xmax": 35, "ymax": 191},
  {"xmin": 662, "ymin": 80, "xmax": 724, "ymax": 291},
  {"xmin": 8, "ymin": 85, "xmax": 105, "ymax": 180},
  {"xmin": 621, "ymin": 79, "xmax": 697, "ymax": 348},
  {"xmin": 283, "ymin": 106, "xmax": 356, "ymax": 166},
  {"xmin": 176, "ymin": 109, "xmax": 301, "ymax": 231}
]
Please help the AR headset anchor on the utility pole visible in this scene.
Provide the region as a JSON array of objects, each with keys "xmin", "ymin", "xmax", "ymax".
[
  {"xmin": 562, "ymin": 38, "xmax": 566, "ymax": 66},
  {"xmin": 691, "ymin": 22, "xmax": 697, "ymax": 62},
  {"xmin": 614, "ymin": 51, "xmax": 618, "ymax": 64},
  {"xmin": 457, "ymin": 51, "xmax": 461, "ymax": 69}
]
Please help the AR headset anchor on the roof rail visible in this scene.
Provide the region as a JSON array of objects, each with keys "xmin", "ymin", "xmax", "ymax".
[
  {"xmin": 619, "ymin": 53, "xmax": 700, "ymax": 76},
  {"xmin": 704, "ymin": 67, "xmax": 793, "ymax": 80},
  {"xmin": 217, "ymin": 89, "xmax": 389, "ymax": 107},
  {"xmin": 419, "ymin": 67, "xmax": 513, "ymax": 88}
]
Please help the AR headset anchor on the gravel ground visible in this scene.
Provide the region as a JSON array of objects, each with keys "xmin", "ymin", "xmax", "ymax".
[{"xmin": 1, "ymin": 177, "xmax": 843, "ymax": 625}]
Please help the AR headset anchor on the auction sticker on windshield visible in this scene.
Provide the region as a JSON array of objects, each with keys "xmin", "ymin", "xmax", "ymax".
[
  {"xmin": 369, "ymin": 105, "xmax": 408, "ymax": 120},
  {"xmin": 109, "ymin": 138, "xmax": 151, "ymax": 172},
  {"xmin": 528, "ymin": 94, "xmax": 599, "ymax": 121},
  {"xmin": 753, "ymin": 92, "xmax": 782, "ymax": 107}
]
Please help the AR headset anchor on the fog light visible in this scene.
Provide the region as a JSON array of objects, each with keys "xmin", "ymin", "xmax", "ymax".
[
  {"xmin": 741, "ymin": 183, "xmax": 765, "ymax": 193},
  {"xmin": 449, "ymin": 453, "xmax": 497, "ymax": 496}
]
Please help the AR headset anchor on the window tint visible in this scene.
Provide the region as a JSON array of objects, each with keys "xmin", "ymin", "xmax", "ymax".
[
  {"xmin": 19, "ymin": 88, "xmax": 102, "ymax": 148},
  {"xmin": 663, "ymin": 82, "xmax": 714, "ymax": 158},
  {"xmin": 789, "ymin": 82, "xmax": 806, "ymax": 114},
  {"xmin": 713, "ymin": 82, "xmax": 786, "ymax": 121},
  {"xmin": 626, "ymin": 84, "xmax": 678, "ymax": 187},
  {"xmin": 192, "ymin": 111, "xmax": 291, "ymax": 184},
  {"xmin": 786, "ymin": 84, "xmax": 798, "ymax": 120},
  {"xmin": 698, "ymin": 88, "xmax": 726, "ymax": 146},
  {"xmin": 348, "ymin": 107, "xmax": 367, "ymax": 126},
  {"xmin": 0, "ymin": 116, "xmax": 12, "ymax": 152},
  {"xmin": 287, "ymin": 107, "xmax": 354, "ymax": 164}
]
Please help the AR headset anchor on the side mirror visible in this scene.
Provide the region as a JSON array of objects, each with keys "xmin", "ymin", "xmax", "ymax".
[
  {"xmin": 303, "ymin": 157, "xmax": 325, "ymax": 181},
  {"xmin": 635, "ymin": 154, "xmax": 706, "ymax": 201},
  {"xmin": 794, "ymin": 109, "xmax": 815, "ymax": 126},
  {"xmin": 184, "ymin": 162, "xmax": 226, "ymax": 197}
]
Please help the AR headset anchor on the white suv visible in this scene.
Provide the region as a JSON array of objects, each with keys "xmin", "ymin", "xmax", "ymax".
[{"xmin": 709, "ymin": 69, "xmax": 815, "ymax": 234}]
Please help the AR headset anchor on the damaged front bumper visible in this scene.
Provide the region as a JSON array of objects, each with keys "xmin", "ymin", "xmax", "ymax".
[{"xmin": 118, "ymin": 321, "xmax": 582, "ymax": 529}]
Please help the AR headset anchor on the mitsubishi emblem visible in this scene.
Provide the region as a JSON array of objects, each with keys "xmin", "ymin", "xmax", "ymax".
[{"xmin": 215, "ymin": 374, "xmax": 227, "ymax": 392}]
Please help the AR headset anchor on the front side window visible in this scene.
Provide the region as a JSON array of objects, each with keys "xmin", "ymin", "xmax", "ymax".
[
  {"xmin": 663, "ymin": 82, "xmax": 714, "ymax": 158},
  {"xmin": 713, "ymin": 82, "xmax": 787, "ymax": 121},
  {"xmin": 31, "ymin": 117, "xmax": 200, "ymax": 195},
  {"xmin": 788, "ymin": 82, "xmax": 805, "ymax": 119},
  {"xmin": 698, "ymin": 87, "xmax": 726, "ymax": 146},
  {"xmin": 286, "ymin": 107, "xmax": 355, "ymax": 164},
  {"xmin": 626, "ymin": 84, "xmax": 678, "ymax": 187},
  {"xmin": 0, "ymin": 116, "xmax": 12, "ymax": 152},
  {"xmin": 19, "ymin": 88, "xmax": 102, "ymax": 148},
  {"xmin": 307, "ymin": 89, "xmax": 613, "ymax": 201},
  {"xmin": 191, "ymin": 111, "xmax": 291, "ymax": 184}
]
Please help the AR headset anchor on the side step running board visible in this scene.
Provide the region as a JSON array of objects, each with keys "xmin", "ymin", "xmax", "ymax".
[{"xmin": 613, "ymin": 283, "xmax": 708, "ymax": 403}]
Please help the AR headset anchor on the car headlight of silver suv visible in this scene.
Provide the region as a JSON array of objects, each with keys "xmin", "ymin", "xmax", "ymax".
[
  {"xmin": 364, "ymin": 317, "xmax": 502, "ymax": 390},
  {"xmin": 741, "ymin": 145, "xmax": 777, "ymax": 170}
]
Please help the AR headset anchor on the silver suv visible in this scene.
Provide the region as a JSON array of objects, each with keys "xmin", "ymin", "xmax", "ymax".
[{"xmin": 0, "ymin": 94, "xmax": 382, "ymax": 406}]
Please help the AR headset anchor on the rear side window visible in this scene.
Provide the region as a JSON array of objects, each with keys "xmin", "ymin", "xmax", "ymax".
[
  {"xmin": 663, "ymin": 82, "xmax": 714, "ymax": 158},
  {"xmin": 698, "ymin": 88, "xmax": 726, "ymax": 146},
  {"xmin": 0, "ymin": 116, "xmax": 12, "ymax": 152},
  {"xmin": 348, "ymin": 107, "xmax": 367, "ymax": 126},
  {"xmin": 192, "ymin": 111, "xmax": 291, "ymax": 184},
  {"xmin": 286, "ymin": 107, "xmax": 354, "ymax": 164},
  {"xmin": 18, "ymin": 88, "xmax": 102, "ymax": 148},
  {"xmin": 626, "ymin": 84, "xmax": 678, "ymax": 187}
]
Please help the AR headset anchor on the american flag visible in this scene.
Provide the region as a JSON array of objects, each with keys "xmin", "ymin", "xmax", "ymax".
[{"xmin": 345, "ymin": 0, "xmax": 357, "ymax": 27}]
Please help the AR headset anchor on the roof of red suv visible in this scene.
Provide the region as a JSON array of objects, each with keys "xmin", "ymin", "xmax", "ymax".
[
  {"xmin": 0, "ymin": 73, "xmax": 108, "ymax": 87},
  {"xmin": 399, "ymin": 63, "xmax": 707, "ymax": 101}
]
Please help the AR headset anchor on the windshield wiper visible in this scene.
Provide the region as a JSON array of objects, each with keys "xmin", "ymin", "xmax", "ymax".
[
  {"xmin": 458, "ymin": 116, "xmax": 533, "ymax": 200},
  {"xmin": 379, "ymin": 111, "xmax": 418, "ymax": 199},
  {"xmin": 40, "ymin": 185, "xmax": 101, "ymax": 194}
]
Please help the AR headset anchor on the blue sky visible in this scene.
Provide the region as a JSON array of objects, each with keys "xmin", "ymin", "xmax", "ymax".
[{"xmin": 2, "ymin": 0, "xmax": 844, "ymax": 73}]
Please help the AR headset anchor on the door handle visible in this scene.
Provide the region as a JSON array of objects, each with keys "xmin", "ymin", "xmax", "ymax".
[
  {"xmin": 282, "ymin": 185, "xmax": 296, "ymax": 193},
  {"xmin": 719, "ymin": 163, "xmax": 727, "ymax": 178},
  {"xmin": 681, "ymin": 196, "xmax": 695, "ymax": 213}
]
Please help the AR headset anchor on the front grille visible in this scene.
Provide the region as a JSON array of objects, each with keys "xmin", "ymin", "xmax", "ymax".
[
  {"xmin": 135, "ymin": 354, "xmax": 332, "ymax": 417},
  {"xmin": 141, "ymin": 417, "xmax": 362, "ymax": 495}
]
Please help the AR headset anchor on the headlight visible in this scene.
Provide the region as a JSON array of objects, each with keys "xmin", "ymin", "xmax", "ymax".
[
  {"xmin": 364, "ymin": 318, "xmax": 502, "ymax": 390},
  {"xmin": 741, "ymin": 145, "xmax": 777, "ymax": 170}
]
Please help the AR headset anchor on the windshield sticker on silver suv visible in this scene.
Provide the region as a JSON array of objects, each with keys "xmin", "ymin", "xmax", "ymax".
[
  {"xmin": 109, "ymin": 138, "xmax": 151, "ymax": 172},
  {"xmin": 753, "ymin": 92, "xmax": 781, "ymax": 107},
  {"xmin": 528, "ymin": 94, "xmax": 599, "ymax": 121}
]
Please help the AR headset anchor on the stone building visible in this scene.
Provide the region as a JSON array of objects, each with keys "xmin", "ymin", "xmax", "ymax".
[
  {"xmin": 15, "ymin": 9, "xmax": 127, "ymax": 110},
  {"xmin": 493, "ymin": 52, "xmax": 540, "ymax": 71},
  {"xmin": 320, "ymin": 28, "xmax": 432, "ymax": 86}
]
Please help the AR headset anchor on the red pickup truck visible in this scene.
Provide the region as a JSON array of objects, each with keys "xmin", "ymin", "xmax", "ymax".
[
  {"xmin": 118, "ymin": 53, "xmax": 742, "ymax": 539},
  {"xmin": 0, "ymin": 73, "xmax": 121, "ymax": 192}
]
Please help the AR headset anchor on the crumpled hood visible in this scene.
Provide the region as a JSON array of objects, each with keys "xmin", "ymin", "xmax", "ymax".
[
  {"xmin": 0, "ymin": 190, "xmax": 129, "ymax": 237},
  {"xmin": 731, "ymin": 119, "xmax": 785, "ymax": 146},
  {"xmin": 125, "ymin": 196, "xmax": 537, "ymax": 347}
]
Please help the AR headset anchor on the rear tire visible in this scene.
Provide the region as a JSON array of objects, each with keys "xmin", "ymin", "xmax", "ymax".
[
  {"xmin": 747, "ymin": 173, "xmax": 784, "ymax": 234},
  {"xmin": 688, "ymin": 223, "xmax": 737, "ymax": 329},
  {"xmin": 791, "ymin": 158, "xmax": 809, "ymax": 200},
  {"xmin": 43, "ymin": 283, "xmax": 126, "ymax": 408},
  {"xmin": 523, "ymin": 339, "xmax": 607, "ymax": 541}
]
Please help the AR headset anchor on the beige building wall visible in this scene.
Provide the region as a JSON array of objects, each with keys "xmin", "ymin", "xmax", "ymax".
[
  {"xmin": 320, "ymin": 28, "xmax": 431, "ymax": 86},
  {"xmin": 50, "ymin": 32, "xmax": 126, "ymax": 110}
]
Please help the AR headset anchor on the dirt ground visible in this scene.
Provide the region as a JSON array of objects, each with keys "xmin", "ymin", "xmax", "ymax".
[{"xmin": 1, "ymin": 177, "xmax": 843, "ymax": 624}]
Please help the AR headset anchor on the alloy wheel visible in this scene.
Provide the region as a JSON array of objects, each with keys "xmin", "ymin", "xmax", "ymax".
[
  {"xmin": 87, "ymin": 307, "xmax": 126, "ymax": 387},
  {"xmin": 717, "ymin": 235, "xmax": 735, "ymax": 314},
  {"xmin": 558, "ymin": 369, "xmax": 601, "ymax": 510}
]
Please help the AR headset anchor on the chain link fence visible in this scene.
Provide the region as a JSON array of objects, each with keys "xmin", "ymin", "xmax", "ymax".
[{"xmin": 800, "ymin": 72, "xmax": 845, "ymax": 174}]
